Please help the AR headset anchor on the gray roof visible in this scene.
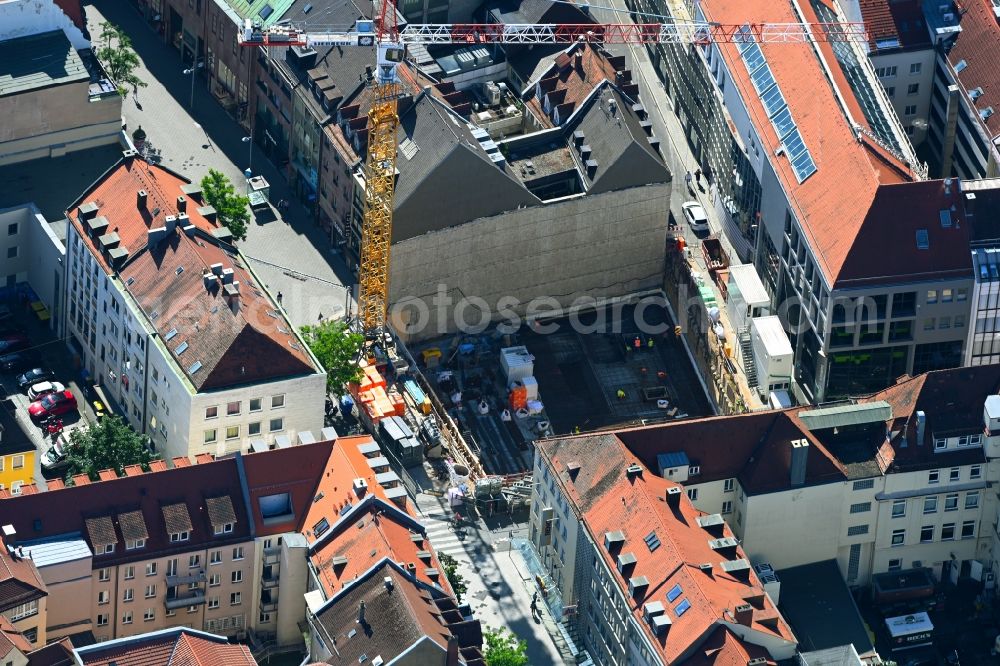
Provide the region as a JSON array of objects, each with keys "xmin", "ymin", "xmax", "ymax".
[
  {"xmin": 485, "ymin": 0, "xmax": 590, "ymax": 25},
  {"xmin": 568, "ymin": 84, "xmax": 670, "ymax": 194},
  {"xmin": 392, "ymin": 94, "xmax": 538, "ymax": 241},
  {"xmin": 0, "ymin": 30, "xmax": 89, "ymax": 97},
  {"xmin": 21, "ymin": 535, "xmax": 92, "ymax": 568}
]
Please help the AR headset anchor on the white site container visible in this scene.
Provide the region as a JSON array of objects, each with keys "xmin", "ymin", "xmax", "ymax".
[
  {"xmin": 500, "ymin": 346, "xmax": 534, "ymax": 383},
  {"xmin": 750, "ymin": 316, "xmax": 793, "ymax": 397}
]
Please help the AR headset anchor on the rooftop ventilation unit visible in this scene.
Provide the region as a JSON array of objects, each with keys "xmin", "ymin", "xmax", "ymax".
[
  {"xmin": 971, "ymin": 87, "xmax": 984, "ymax": 100},
  {"xmin": 980, "ymin": 107, "xmax": 995, "ymax": 121}
]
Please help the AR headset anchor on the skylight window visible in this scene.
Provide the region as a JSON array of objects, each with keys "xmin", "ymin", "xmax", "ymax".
[
  {"xmin": 916, "ymin": 229, "xmax": 929, "ymax": 250},
  {"xmin": 176, "ymin": 341, "xmax": 189, "ymax": 354},
  {"xmin": 675, "ymin": 598, "xmax": 692, "ymax": 616},
  {"xmin": 667, "ymin": 584, "xmax": 683, "ymax": 602},
  {"xmin": 164, "ymin": 328, "xmax": 178, "ymax": 341},
  {"xmin": 188, "ymin": 361, "xmax": 203, "ymax": 374},
  {"xmin": 644, "ymin": 531, "xmax": 661, "ymax": 553}
]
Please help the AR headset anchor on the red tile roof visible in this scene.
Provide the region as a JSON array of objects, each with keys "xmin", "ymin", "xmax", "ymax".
[
  {"xmin": 241, "ymin": 438, "xmax": 336, "ymax": 537},
  {"xmin": 859, "ymin": 0, "xmax": 931, "ymax": 50},
  {"xmin": 948, "ymin": 0, "xmax": 1000, "ymax": 137},
  {"xmin": 526, "ymin": 43, "xmax": 623, "ymax": 128},
  {"xmin": 0, "ymin": 536, "xmax": 47, "ymax": 614},
  {"xmin": 0, "ymin": 457, "xmax": 251, "ymax": 567},
  {"xmin": 613, "ymin": 410, "xmax": 846, "ymax": 495},
  {"xmin": 680, "ymin": 626, "xmax": 775, "ymax": 666},
  {"xmin": 867, "ymin": 365, "xmax": 1000, "ymax": 470},
  {"xmin": 75, "ymin": 628, "xmax": 257, "ymax": 665},
  {"xmin": 0, "ymin": 615, "xmax": 32, "ymax": 660},
  {"xmin": 538, "ymin": 436, "xmax": 796, "ymax": 663},
  {"xmin": 311, "ymin": 560, "xmax": 483, "ymax": 666},
  {"xmin": 701, "ymin": 0, "xmax": 915, "ymax": 283},
  {"xmin": 69, "ymin": 158, "xmax": 318, "ymax": 391},
  {"xmin": 298, "ymin": 436, "xmax": 452, "ymax": 597},
  {"xmin": 835, "ymin": 179, "xmax": 973, "ymax": 287}
]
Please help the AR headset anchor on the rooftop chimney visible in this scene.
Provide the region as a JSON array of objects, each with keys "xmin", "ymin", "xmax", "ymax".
[
  {"xmin": 164, "ymin": 215, "xmax": 177, "ymax": 236},
  {"xmin": 221, "ymin": 268, "xmax": 235, "ymax": 284},
  {"xmin": 916, "ymin": 411, "xmax": 926, "ymax": 446},
  {"xmin": 665, "ymin": 485, "xmax": 682, "ymax": 508},
  {"xmin": 210, "ymin": 263, "xmax": 224, "ymax": 276},
  {"xmin": 137, "ymin": 190, "xmax": 148, "ymax": 209},
  {"xmin": 383, "ymin": 575, "xmax": 394, "ymax": 592},
  {"xmin": 446, "ymin": 636, "xmax": 460, "ymax": 666},
  {"xmin": 790, "ymin": 439, "xmax": 808, "ymax": 486},
  {"xmin": 176, "ymin": 195, "xmax": 187, "ymax": 213},
  {"xmin": 566, "ymin": 461, "xmax": 581, "ymax": 481},
  {"xmin": 734, "ymin": 603, "xmax": 753, "ymax": 626},
  {"xmin": 965, "ymin": 192, "xmax": 976, "ymax": 219},
  {"xmin": 357, "ymin": 599, "xmax": 366, "ymax": 624}
]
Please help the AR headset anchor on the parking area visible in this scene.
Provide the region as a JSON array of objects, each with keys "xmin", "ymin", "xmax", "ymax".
[{"xmin": 0, "ymin": 296, "xmax": 104, "ymax": 485}]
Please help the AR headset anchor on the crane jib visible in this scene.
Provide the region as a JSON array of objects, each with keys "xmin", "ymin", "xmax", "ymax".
[{"xmin": 240, "ymin": 21, "xmax": 868, "ymax": 48}]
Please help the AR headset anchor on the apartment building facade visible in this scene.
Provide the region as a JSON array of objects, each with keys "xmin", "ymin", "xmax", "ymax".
[
  {"xmin": 63, "ymin": 156, "xmax": 326, "ymax": 461},
  {"xmin": 530, "ymin": 365, "xmax": 1000, "ymax": 600},
  {"xmin": 0, "ymin": 457, "xmax": 257, "ymax": 644},
  {"xmin": 630, "ymin": 0, "xmax": 982, "ymax": 403},
  {"xmin": 529, "ymin": 433, "xmax": 798, "ymax": 666},
  {"xmin": 924, "ymin": 0, "xmax": 1000, "ymax": 179}
]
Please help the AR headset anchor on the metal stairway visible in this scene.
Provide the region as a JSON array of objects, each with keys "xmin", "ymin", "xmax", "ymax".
[{"xmin": 739, "ymin": 330, "xmax": 758, "ymax": 389}]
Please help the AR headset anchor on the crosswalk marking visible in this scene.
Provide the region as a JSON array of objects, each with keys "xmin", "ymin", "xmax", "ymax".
[{"xmin": 419, "ymin": 517, "xmax": 475, "ymax": 560}]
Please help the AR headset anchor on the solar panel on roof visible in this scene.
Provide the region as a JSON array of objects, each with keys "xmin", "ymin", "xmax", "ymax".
[
  {"xmin": 760, "ymin": 85, "xmax": 785, "ymax": 117},
  {"xmin": 771, "ymin": 107, "xmax": 795, "ymax": 138},
  {"xmin": 750, "ymin": 66, "xmax": 775, "ymax": 94},
  {"xmin": 791, "ymin": 152, "xmax": 817, "ymax": 182},
  {"xmin": 783, "ymin": 129, "xmax": 808, "ymax": 162},
  {"xmin": 741, "ymin": 43, "xmax": 766, "ymax": 73}
]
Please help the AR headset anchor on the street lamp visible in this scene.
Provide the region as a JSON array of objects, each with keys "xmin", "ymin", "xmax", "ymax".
[
  {"xmin": 241, "ymin": 136, "xmax": 252, "ymax": 174},
  {"xmin": 182, "ymin": 62, "xmax": 204, "ymax": 109}
]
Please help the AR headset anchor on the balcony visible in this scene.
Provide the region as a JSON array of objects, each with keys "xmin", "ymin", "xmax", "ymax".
[
  {"xmin": 166, "ymin": 570, "xmax": 206, "ymax": 586},
  {"xmin": 263, "ymin": 547, "xmax": 281, "ymax": 565},
  {"xmin": 261, "ymin": 575, "xmax": 279, "ymax": 590},
  {"xmin": 165, "ymin": 592, "xmax": 206, "ymax": 610},
  {"xmin": 259, "ymin": 598, "xmax": 278, "ymax": 613}
]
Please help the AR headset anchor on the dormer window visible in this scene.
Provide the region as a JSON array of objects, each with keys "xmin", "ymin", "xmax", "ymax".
[
  {"xmin": 103, "ymin": 543, "xmax": 115, "ymax": 554},
  {"xmin": 934, "ymin": 437, "xmax": 946, "ymax": 450},
  {"xmin": 170, "ymin": 531, "xmax": 190, "ymax": 543},
  {"xmin": 127, "ymin": 538, "xmax": 146, "ymax": 550},
  {"xmin": 214, "ymin": 522, "xmax": 234, "ymax": 536}
]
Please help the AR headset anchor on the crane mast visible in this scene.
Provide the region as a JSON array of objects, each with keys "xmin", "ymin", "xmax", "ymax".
[{"xmin": 240, "ymin": 10, "xmax": 867, "ymax": 340}]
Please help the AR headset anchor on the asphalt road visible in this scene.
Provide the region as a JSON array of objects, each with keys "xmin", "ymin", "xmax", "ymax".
[{"xmin": 85, "ymin": 0, "xmax": 355, "ymax": 328}]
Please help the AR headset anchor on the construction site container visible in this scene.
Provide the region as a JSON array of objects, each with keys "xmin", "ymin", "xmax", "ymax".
[
  {"xmin": 421, "ymin": 348, "xmax": 442, "ymax": 368},
  {"xmin": 726, "ymin": 264, "xmax": 770, "ymax": 334},
  {"xmin": 403, "ymin": 379, "xmax": 426, "ymax": 405},
  {"xmin": 378, "ymin": 416, "xmax": 423, "ymax": 467},
  {"xmin": 750, "ymin": 316, "xmax": 793, "ymax": 397},
  {"xmin": 500, "ymin": 346, "xmax": 534, "ymax": 382},
  {"xmin": 522, "ymin": 376, "xmax": 539, "ymax": 400}
]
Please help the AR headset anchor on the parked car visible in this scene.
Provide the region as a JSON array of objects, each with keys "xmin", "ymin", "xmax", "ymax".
[
  {"xmin": 27, "ymin": 381, "xmax": 65, "ymax": 401},
  {"xmin": 0, "ymin": 334, "xmax": 29, "ymax": 355},
  {"xmin": 41, "ymin": 429, "xmax": 76, "ymax": 473},
  {"xmin": 28, "ymin": 390, "xmax": 77, "ymax": 421},
  {"xmin": 682, "ymin": 201, "xmax": 710, "ymax": 233},
  {"xmin": 0, "ymin": 351, "xmax": 39, "ymax": 373},
  {"xmin": 16, "ymin": 368, "xmax": 53, "ymax": 390}
]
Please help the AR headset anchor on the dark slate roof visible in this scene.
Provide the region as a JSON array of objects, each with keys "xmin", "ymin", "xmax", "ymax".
[
  {"xmin": 0, "ymin": 400, "xmax": 40, "ymax": 457},
  {"xmin": 485, "ymin": 0, "xmax": 590, "ymax": 24},
  {"xmin": 0, "ymin": 31, "xmax": 89, "ymax": 97},
  {"xmin": 392, "ymin": 94, "xmax": 539, "ymax": 241},
  {"xmin": 0, "ymin": 458, "xmax": 252, "ymax": 567},
  {"xmin": 568, "ymin": 84, "xmax": 670, "ymax": 194},
  {"xmin": 312, "ymin": 560, "xmax": 483, "ymax": 666}
]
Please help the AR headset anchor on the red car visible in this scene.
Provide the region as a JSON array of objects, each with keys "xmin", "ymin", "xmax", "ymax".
[{"xmin": 28, "ymin": 390, "xmax": 77, "ymax": 421}]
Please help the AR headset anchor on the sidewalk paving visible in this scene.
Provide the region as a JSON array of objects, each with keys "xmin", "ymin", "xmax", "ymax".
[{"xmin": 85, "ymin": 0, "xmax": 355, "ymax": 328}]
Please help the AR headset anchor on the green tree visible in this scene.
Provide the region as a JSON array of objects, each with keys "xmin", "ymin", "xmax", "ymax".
[
  {"xmin": 64, "ymin": 416, "xmax": 153, "ymax": 482},
  {"xmin": 96, "ymin": 21, "xmax": 147, "ymax": 99},
  {"xmin": 300, "ymin": 319, "xmax": 364, "ymax": 392},
  {"xmin": 438, "ymin": 553, "xmax": 468, "ymax": 602},
  {"xmin": 200, "ymin": 169, "xmax": 250, "ymax": 240},
  {"xmin": 483, "ymin": 627, "xmax": 529, "ymax": 666}
]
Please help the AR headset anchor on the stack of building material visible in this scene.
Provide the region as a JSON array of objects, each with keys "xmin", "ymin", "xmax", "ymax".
[{"xmin": 509, "ymin": 384, "xmax": 528, "ymax": 410}]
